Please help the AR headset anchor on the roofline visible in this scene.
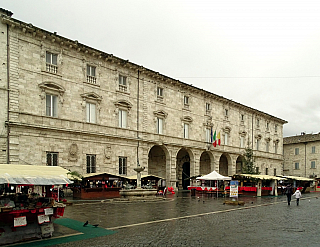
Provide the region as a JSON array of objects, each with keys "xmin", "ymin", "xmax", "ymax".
[{"xmin": 1, "ymin": 9, "xmax": 287, "ymax": 124}]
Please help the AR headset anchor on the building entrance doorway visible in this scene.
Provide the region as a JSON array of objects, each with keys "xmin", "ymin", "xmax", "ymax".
[{"xmin": 182, "ymin": 162, "xmax": 190, "ymax": 190}]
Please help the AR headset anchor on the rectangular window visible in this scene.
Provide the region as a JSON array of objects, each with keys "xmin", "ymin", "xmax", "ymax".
[
  {"xmin": 157, "ymin": 87, "xmax": 163, "ymax": 97},
  {"xmin": 119, "ymin": 109, "xmax": 127, "ymax": 128},
  {"xmin": 311, "ymin": 161, "xmax": 316, "ymax": 169},
  {"xmin": 275, "ymin": 124, "xmax": 278, "ymax": 132},
  {"xmin": 266, "ymin": 142, "xmax": 269, "ymax": 152},
  {"xmin": 119, "ymin": 75, "xmax": 127, "ymax": 92},
  {"xmin": 184, "ymin": 123, "xmax": 189, "ymax": 139},
  {"xmin": 87, "ymin": 65, "xmax": 96, "ymax": 84},
  {"xmin": 86, "ymin": 103, "xmax": 96, "ymax": 123},
  {"xmin": 295, "ymin": 162, "xmax": 299, "ymax": 170},
  {"xmin": 224, "ymin": 133, "xmax": 228, "ymax": 145},
  {"xmin": 184, "ymin": 96, "xmax": 189, "ymax": 105},
  {"xmin": 240, "ymin": 136, "xmax": 244, "ymax": 148},
  {"xmin": 295, "ymin": 148, "xmax": 299, "ymax": 155},
  {"xmin": 47, "ymin": 152, "xmax": 58, "ymax": 166},
  {"xmin": 275, "ymin": 142, "xmax": 278, "ymax": 154},
  {"xmin": 157, "ymin": 118, "xmax": 163, "ymax": 134},
  {"xmin": 225, "ymin": 109, "xmax": 228, "ymax": 116},
  {"xmin": 256, "ymin": 119, "xmax": 260, "ymax": 127},
  {"xmin": 265, "ymin": 168, "xmax": 268, "ymax": 175},
  {"xmin": 46, "ymin": 51, "xmax": 58, "ymax": 73},
  {"xmin": 86, "ymin": 154, "xmax": 96, "ymax": 173},
  {"xmin": 255, "ymin": 167, "xmax": 259, "ymax": 174},
  {"xmin": 256, "ymin": 139, "xmax": 260, "ymax": 150},
  {"xmin": 312, "ymin": 146, "xmax": 316, "ymax": 154},
  {"xmin": 274, "ymin": 168, "xmax": 276, "ymax": 176},
  {"xmin": 119, "ymin": 157, "xmax": 127, "ymax": 175},
  {"xmin": 46, "ymin": 94, "xmax": 58, "ymax": 117},
  {"xmin": 241, "ymin": 114, "xmax": 245, "ymax": 121},
  {"xmin": 206, "ymin": 103, "xmax": 211, "ymax": 111},
  {"xmin": 266, "ymin": 122, "xmax": 269, "ymax": 130},
  {"xmin": 206, "ymin": 128, "xmax": 211, "ymax": 143}
]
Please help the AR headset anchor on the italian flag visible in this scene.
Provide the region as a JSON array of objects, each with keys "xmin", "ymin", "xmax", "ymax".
[
  {"xmin": 217, "ymin": 132, "xmax": 221, "ymax": 146},
  {"xmin": 212, "ymin": 130, "xmax": 217, "ymax": 147}
]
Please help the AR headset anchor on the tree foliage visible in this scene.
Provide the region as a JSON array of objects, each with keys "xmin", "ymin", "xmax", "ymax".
[
  {"xmin": 67, "ymin": 170, "xmax": 83, "ymax": 181},
  {"xmin": 242, "ymin": 147, "xmax": 260, "ymax": 174}
]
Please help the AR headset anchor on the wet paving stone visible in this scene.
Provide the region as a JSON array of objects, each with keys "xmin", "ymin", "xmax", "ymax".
[{"xmin": 51, "ymin": 192, "xmax": 320, "ymax": 247}]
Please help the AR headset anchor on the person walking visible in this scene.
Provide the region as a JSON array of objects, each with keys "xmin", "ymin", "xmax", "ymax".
[
  {"xmin": 292, "ymin": 188, "xmax": 302, "ymax": 206},
  {"xmin": 285, "ymin": 184, "xmax": 293, "ymax": 205}
]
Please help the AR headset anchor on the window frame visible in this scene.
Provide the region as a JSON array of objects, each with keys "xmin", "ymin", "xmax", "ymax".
[
  {"xmin": 311, "ymin": 161, "xmax": 316, "ymax": 169},
  {"xmin": 46, "ymin": 152, "xmax": 58, "ymax": 166},
  {"xmin": 86, "ymin": 102, "xmax": 96, "ymax": 123},
  {"xmin": 295, "ymin": 148, "xmax": 299, "ymax": 155},
  {"xmin": 119, "ymin": 109, "xmax": 128, "ymax": 128},
  {"xmin": 157, "ymin": 117, "xmax": 163, "ymax": 134},
  {"xmin": 46, "ymin": 94, "xmax": 58, "ymax": 117},
  {"xmin": 119, "ymin": 156, "xmax": 127, "ymax": 175},
  {"xmin": 206, "ymin": 128, "xmax": 211, "ymax": 143},
  {"xmin": 294, "ymin": 162, "xmax": 299, "ymax": 170},
  {"xmin": 86, "ymin": 64, "xmax": 97, "ymax": 84},
  {"xmin": 157, "ymin": 87, "xmax": 163, "ymax": 97},
  {"xmin": 312, "ymin": 146, "xmax": 316, "ymax": 154},
  {"xmin": 183, "ymin": 123, "xmax": 189, "ymax": 139},
  {"xmin": 86, "ymin": 154, "xmax": 96, "ymax": 174},
  {"xmin": 184, "ymin": 96, "xmax": 189, "ymax": 105},
  {"xmin": 118, "ymin": 75, "xmax": 128, "ymax": 92},
  {"xmin": 45, "ymin": 51, "xmax": 58, "ymax": 74}
]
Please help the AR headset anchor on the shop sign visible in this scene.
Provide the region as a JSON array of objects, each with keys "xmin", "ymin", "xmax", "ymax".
[
  {"xmin": 44, "ymin": 207, "xmax": 54, "ymax": 215},
  {"xmin": 230, "ymin": 180, "xmax": 239, "ymax": 198},
  {"xmin": 38, "ymin": 214, "xmax": 50, "ymax": 224},
  {"xmin": 14, "ymin": 216, "xmax": 27, "ymax": 227}
]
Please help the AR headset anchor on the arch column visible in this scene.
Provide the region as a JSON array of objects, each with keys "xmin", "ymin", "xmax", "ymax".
[
  {"xmin": 212, "ymin": 153, "xmax": 221, "ymax": 172},
  {"xmin": 229, "ymin": 154, "xmax": 239, "ymax": 176},
  {"xmin": 193, "ymin": 151, "xmax": 200, "ymax": 177},
  {"xmin": 167, "ymin": 147, "xmax": 179, "ymax": 190}
]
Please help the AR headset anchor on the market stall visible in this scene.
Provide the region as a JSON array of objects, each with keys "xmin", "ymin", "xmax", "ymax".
[
  {"xmin": 72, "ymin": 172, "xmax": 127, "ymax": 199},
  {"xmin": 281, "ymin": 175, "xmax": 315, "ymax": 193},
  {"xmin": 232, "ymin": 174, "xmax": 286, "ymax": 196},
  {"xmin": 0, "ymin": 164, "xmax": 72, "ymax": 245},
  {"xmin": 125, "ymin": 174, "xmax": 165, "ymax": 190},
  {"xmin": 188, "ymin": 171, "xmax": 231, "ymax": 196}
]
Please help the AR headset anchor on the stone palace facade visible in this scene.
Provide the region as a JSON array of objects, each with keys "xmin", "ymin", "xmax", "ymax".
[{"xmin": 0, "ymin": 8, "xmax": 287, "ymax": 190}]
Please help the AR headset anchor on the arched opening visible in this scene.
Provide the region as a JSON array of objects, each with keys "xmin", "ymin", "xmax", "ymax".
[
  {"xmin": 219, "ymin": 154, "xmax": 229, "ymax": 176},
  {"xmin": 200, "ymin": 152, "xmax": 211, "ymax": 176},
  {"xmin": 236, "ymin": 156, "xmax": 244, "ymax": 174},
  {"xmin": 148, "ymin": 145, "xmax": 167, "ymax": 178},
  {"xmin": 176, "ymin": 149, "xmax": 191, "ymax": 190}
]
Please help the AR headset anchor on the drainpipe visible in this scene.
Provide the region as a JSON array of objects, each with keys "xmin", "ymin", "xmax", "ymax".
[
  {"xmin": 6, "ymin": 23, "xmax": 10, "ymax": 164},
  {"xmin": 136, "ymin": 70, "xmax": 140, "ymax": 167},
  {"xmin": 304, "ymin": 142, "xmax": 307, "ymax": 177}
]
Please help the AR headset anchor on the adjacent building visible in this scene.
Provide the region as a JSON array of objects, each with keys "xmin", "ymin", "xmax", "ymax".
[
  {"xmin": 283, "ymin": 133, "xmax": 320, "ymax": 179},
  {"xmin": 0, "ymin": 8, "xmax": 287, "ymax": 190}
]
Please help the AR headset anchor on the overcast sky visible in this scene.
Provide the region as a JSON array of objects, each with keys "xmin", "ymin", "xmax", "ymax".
[{"xmin": 2, "ymin": 0, "xmax": 320, "ymax": 137}]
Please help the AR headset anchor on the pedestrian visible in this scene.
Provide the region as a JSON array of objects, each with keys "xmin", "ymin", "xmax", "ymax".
[
  {"xmin": 285, "ymin": 184, "xmax": 293, "ymax": 205},
  {"xmin": 292, "ymin": 188, "xmax": 302, "ymax": 206}
]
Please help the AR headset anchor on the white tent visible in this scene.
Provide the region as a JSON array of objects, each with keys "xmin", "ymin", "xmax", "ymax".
[{"xmin": 196, "ymin": 170, "xmax": 231, "ymax": 181}]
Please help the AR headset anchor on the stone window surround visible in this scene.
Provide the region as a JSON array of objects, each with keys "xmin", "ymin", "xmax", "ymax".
[
  {"xmin": 114, "ymin": 100, "xmax": 132, "ymax": 129},
  {"xmin": 154, "ymin": 110, "xmax": 168, "ymax": 134},
  {"xmin": 41, "ymin": 47, "xmax": 62, "ymax": 76},
  {"xmin": 181, "ymin": 116, "xmax": 193, "ymax": 139},
  {"xmin": 39, "ymin": 82, "xmax": 65, "ymax": 117},
  {"xmin": 85, "ymin": 62, "xmax": 99, "ymax": 86},
  {"xmin": 117, "ymin": 71, "xmax": 130, "ymax": 94},
  {"xmin": 81, "ymin": 92, "xmax": 102, "ymax": 123}
]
